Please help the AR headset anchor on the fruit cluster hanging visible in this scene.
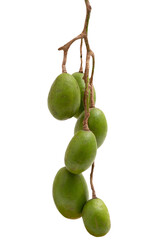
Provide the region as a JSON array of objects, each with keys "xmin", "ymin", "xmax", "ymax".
[{"xmin": 48, "ymin": 0, "xmax": 111, "ymax": 237}]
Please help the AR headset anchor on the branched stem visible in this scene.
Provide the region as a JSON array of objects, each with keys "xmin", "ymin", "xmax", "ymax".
[
  {"xmin": 58, "ymin": 33, "xmax": 85, "ymax": 73},
  {"xmin": 58, "ymin": 0, "xmax": 96, "ymax": 199}
]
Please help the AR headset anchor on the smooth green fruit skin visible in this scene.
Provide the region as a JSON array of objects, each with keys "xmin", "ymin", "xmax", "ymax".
[
  {"xmin": 82, "ymin": 198, "xmax": 111, "ymax": 237},
  {"xmin": 53, "ymin": 167, "xmax": 89, "ymax": 219},
  {"xmin": 65, "ymin": 130, "xmax": 97, "ymax": 174},
  {"xmin": 48, "ymin": 73, "xmax": 81, "ymax": 120},
  {"xmin": 72, "ymin": 72, "xmax": 96, "ymax": 118},
  {"xmin": 74, "ymin": 108, "xmax": 108, "ymax": 148}
]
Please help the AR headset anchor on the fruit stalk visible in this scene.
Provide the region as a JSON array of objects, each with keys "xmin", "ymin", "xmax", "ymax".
[
  {"xmin": 90, "ymin": 54, "xmax": 95, "ymax": 108},
  {"xmin": 79, "ymin": 39, "xmax": 83, "ymax": 73},
  {"xmin": 90, "ymin": 162, "xmax": 96, "ymax": 198}
]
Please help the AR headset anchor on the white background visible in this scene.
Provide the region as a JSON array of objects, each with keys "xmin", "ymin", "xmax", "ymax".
[{"xmin": 0, "ymin": 0, "xmax": 160, "ymax": 239}]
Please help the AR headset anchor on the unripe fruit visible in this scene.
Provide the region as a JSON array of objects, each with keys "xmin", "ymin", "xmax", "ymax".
[
  {"xmin": 82, "ymin": 198, "xmax": 111, "ymax": 237},
  {"xmin": 74, "ymin": 108, "xmax": 108, "ymax": 148},
  {"xmin": 65, "ymin": 130, "xmax": 97, "ymax": 174},
  {"xmin": 53, "ymin": 167, "xmax": 89, "ymax": 219},
  {"xmin": 48, "ymin": 73, "xmax": 81, "ymax": 120},
  {"xmin": 72, "ymin": 72, "xmax": 96, "ymax": 118}
]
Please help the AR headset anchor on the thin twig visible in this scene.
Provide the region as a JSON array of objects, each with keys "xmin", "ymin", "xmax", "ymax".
[
  {"xmin": 90, "ymin": 52, "xmax": 95, "ymax": 108},
  {"xmin": 90, "ymin": 162, "xmax": 97, "ymax": 198},
  {"xmin": 83, "ymin": 52, "xmax": 90, "ymax": 131},
  {"xmin": 79, "ymin": 39, "xmax": 83, "ymax": 73}
]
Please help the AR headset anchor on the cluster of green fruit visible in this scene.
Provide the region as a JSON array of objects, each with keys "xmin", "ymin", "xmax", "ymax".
[{"xmin": 48, "ymin": 72, "xmax": 111, "ymax": 237}]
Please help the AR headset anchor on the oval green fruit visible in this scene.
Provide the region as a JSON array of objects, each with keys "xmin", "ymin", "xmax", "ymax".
[
  {"xmin": 82, "ymin": 198, "xmax": 111, "ymax": 237},
  {"xmin": 53, "ymin": 167, "xmax": 89, "ymax": 219},
  {"xmin": 74, "ymin": 108, "xmax": 108, "ymax": 148},
  {"xmin": 65, "ymin": 130, "xmax": 97, "ymax": 174},
  {"xmin": 48, "ymin": 73, "xmax": 81, "ymax": 120},
  {"xmin": 72, "ymin": 72, "xmax": 96, "ymax": 118}
]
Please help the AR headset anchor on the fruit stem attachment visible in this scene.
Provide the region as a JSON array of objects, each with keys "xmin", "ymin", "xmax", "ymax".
[{"xmin": 90, "ymin": 162, "xmax": 97, "ymax": 198}]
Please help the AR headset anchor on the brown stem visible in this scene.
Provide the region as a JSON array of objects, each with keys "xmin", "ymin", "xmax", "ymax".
[
  {"xmin": 79, "ymin": 39, "xmax": 83, "ymax": 73},
  {"xmin": 62, "ymin": 50, "xmax": 68, "ymax": 73},
  {"xmin": 90, "ymin": 52, "xmax": 95, "ymax": 108},
  {"xmin": 83, "ymin": 52, "xmax": 90, "ymax": 131},
  {"xmin": 58, "ymin": 0, "xmax": 93, "ymax": 75},
  {"xmin": 82, "ymin": 0, "xmax": 92, "ymax": 131},
  {"xmin": 90, "ymin": 162, "xmax": 97, "ymax": 198}
]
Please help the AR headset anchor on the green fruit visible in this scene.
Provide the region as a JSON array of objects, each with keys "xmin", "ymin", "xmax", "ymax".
[
  {"xmin": 65, "ymin": 130, "xmax": 97, "ymax": 174},
  {"xmin": 53, "ymin": 167, "xmax": 89, "ymax": 219},
  {"xmin": 82, "ymin": 198, "xmax": 111, "ymax": 237},
  {"xmin": 72, "ymin": 72, "xmax": 96, "ymax": 118},
  {"xmin": 74, "ymin": 108, "xmax": 108, "ymax": 148},
  {"xmin": 48, "ymin": 73, "xmax": 81, "ymax": 120}
]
